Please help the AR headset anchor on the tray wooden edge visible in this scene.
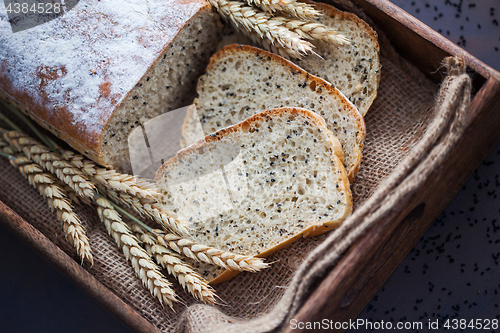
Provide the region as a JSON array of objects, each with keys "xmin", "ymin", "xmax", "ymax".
[{"xmin": 0, "ymin": 200, "xmax": 160, "ymax": 333}]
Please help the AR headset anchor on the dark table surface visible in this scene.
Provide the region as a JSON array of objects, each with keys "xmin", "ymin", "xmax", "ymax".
[{"xmin": 0, "ymin": 0, "xmax": 499, "ymax": 332}]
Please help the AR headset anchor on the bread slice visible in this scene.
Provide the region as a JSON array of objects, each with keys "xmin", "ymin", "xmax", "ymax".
[
  {"xmin": 217, "ymin": 1, "xmax": 381, "ymax": 116},
  {"xmin": 0, "ymin": 0, "xmax": 223, "ymax": 173},
  {"xmin": 155, "ymin": 107, "xmax": 352, "ymax": 283},
  {"xmin": 191, "ymin": 44, "xmax": 366, "ymax": 182}
]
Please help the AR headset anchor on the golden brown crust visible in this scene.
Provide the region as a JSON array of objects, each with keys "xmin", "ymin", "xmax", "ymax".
[
  {"xmin": 155, "ymin": 107, "xmax": 353, "ymax": 284},
  {"xmin": 203, "ymin": 44, "xmax": 366, "ymax": 182},
  {"xmin": 0, "ymin": 0, "xmax": 213, "ymax": 168}
]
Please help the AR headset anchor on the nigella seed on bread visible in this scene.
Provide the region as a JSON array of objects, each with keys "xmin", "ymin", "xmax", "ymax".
[
  {"xmin": 155, "ymin": 107, "xmax": 352, "ymax": 283},
  {"xmin": 0, "ymin": 0, "xmax": 223, "ymax": 173},
  {"xmin": 187, "ymin": 44, "xmax": 366, "ymax": 182}
]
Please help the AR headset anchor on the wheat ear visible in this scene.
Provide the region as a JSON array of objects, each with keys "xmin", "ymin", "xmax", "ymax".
[
  {"xmin": 156, "ymin": 232, "xmax": 268, "ymax": 272},
  {"xmin": 208, "ymin": 0, "xmax": 314, "ymax": 58},
  {"xmin": 95, "ymin": 196, "xmax": 178, "ymax": 308},
  {"xmin": 6, "ymin": 152, "xmax": 93, "ymax": 265},
  {"xmin": 243, "ymin": 0, "xmax": 321, "ymax": 20},
  {"xmin": 275, "ymin": 18, "xmax": 349, "ymax": 45},
  {"xmin": 131, "ymin": 224, "xmax": 217, "ymax": 304},
  {"xmin": 3, "ymin": 131, "xmax": 94, "ymax": 199}
]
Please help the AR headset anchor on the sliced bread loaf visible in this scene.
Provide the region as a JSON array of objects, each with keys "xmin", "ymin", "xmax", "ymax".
[
  {"xmin": 217, "ymin": 1, "xmax": 381, "ymax": 116},
  {"xmin": 191, "ymin": 44, "xmax": 366, "ymax": 182},
  {"xmin": 155, "ymin": 107, "xmax": 352, "ymax": 283},
  {"xmin": 0, "ymin": 0, "xmax": 223, "ymax": 173}
]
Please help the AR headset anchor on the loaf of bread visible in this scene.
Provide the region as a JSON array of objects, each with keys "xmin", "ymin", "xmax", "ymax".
[
  {"xmin": 218, "ymin": 1, "xmax": 381, "ymax": 116},
  {"xmin": 0, "ymin": 0, "xmax": 223, "ymax": 173},
  {"xmin": 156, "ymin": 107, "xmax": 352, "ymax": 283},
  {"xmin": 188, "ymin": 44, "xmax": 366, "ymax": 182}
]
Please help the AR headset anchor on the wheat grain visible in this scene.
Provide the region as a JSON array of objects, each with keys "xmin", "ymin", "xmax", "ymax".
[
  {"xmin": 276, "ymin": 18, "xmax": 349, "ymax": 45},
  {"xmin": 243, "ymin": 0, "xmax": 321, "ymax": 20},
  {"xmin": 0, "ymin": 138, "xmax": 13, "ymax": 155},
  {"xmin": 131, "ymin": 224, "xmax": 217, "ymax": 304},
  {"xmin": 98, "ymin": 185, "xmax": 189, "ymax": 236},
  {"xmin": 95, "ymin": 184, "xmax": 189, "ymax": 236},
  {"xmin": 208, "ymin": 0, "xmax": 314, "ymax": 58},
  {"xmin": 155, "ymin": 231, "xmax": 268, "ymax": 272},
  {"xmin": 133, "ymin": 199, "xmax": 189, "ymax": 236},
  {"xmin": 95, "ymin": 196, "xmax": 178, "ymax": 308},
  {"xmin": 3, "ymin": 131, "xmax": 95, "ymax": 199},
  {"xmin": 8, "ymin": 154, "xmax": 93, "ymax": 264},
  {"xmin": 59, "ymin": 182, "xmax": 90, "ymax": 206}
]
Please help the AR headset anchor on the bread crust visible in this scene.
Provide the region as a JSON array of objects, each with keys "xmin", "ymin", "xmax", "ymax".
[
  {"xmin": 155, "ymin": 107, "xmax": 353, "ymax": 284},
  {"xmin": 0, "ymin": 0, "xmax": 214, "ymax": 167},
  {"xmin": 199, "ymin": 44, "xmax": 366, "ymax": 182},
  {"xmin": 308, "ymin": 1, "xmax": 381, "ymax": 115}
]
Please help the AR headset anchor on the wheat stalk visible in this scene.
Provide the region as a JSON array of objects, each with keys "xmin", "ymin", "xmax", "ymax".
[
  {"xmin": 62, "ymin": 151, "xmax": 159, "ymax": 200},
  {"xmin": 277, "ymin": 18, "xmax": 350, "ymax": 45},
  {"xmin": 242, "ymin": 0, "xmax": 321, "ymax": 20},
  {"xmin": 208, "ymin": 0, "xmax": 314, "ymax": 58},
  {"xmin": 131, "ymin": 224, "xmax": 217, "ymax": 304},
  {"xmin": 3, "ymin": 130, "xmax": 94, "ymax": 199},
  {"xmin": 155, "ymin": 231, "xmax": 268, "ymax": 272},
  {"xmin": 92, "ymin": 182, "xmax": 189, "ymax": 236},
  {"xmin": 95, "ymin": 195, "xmax": 178, "ymax": 308},
  {"xmin": 1, "ymin": 121, "xmax": 221, "ymax": 305},
  {"xmin": 6, "ymin": 152, "xmax": 93, "ymax": 264},
  {"xmin": 129, "ymin": 197, "xmax": 188, "ymax": 236}
]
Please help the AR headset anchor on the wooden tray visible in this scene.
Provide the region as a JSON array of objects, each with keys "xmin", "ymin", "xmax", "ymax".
[{"xmin": 1, "ymin": 0, "xmax": 500, "ymax": 332}]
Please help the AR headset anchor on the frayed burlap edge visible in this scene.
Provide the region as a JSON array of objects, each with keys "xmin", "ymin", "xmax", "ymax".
[{"xmin": 177, "ymin": 57, "xmax": 472, "ymax": 333}]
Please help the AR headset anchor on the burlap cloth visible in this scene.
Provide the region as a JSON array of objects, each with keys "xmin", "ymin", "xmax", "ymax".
[{"xmin": 0, "ymin": 1, "xmax": 472, "ymax": 332}]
